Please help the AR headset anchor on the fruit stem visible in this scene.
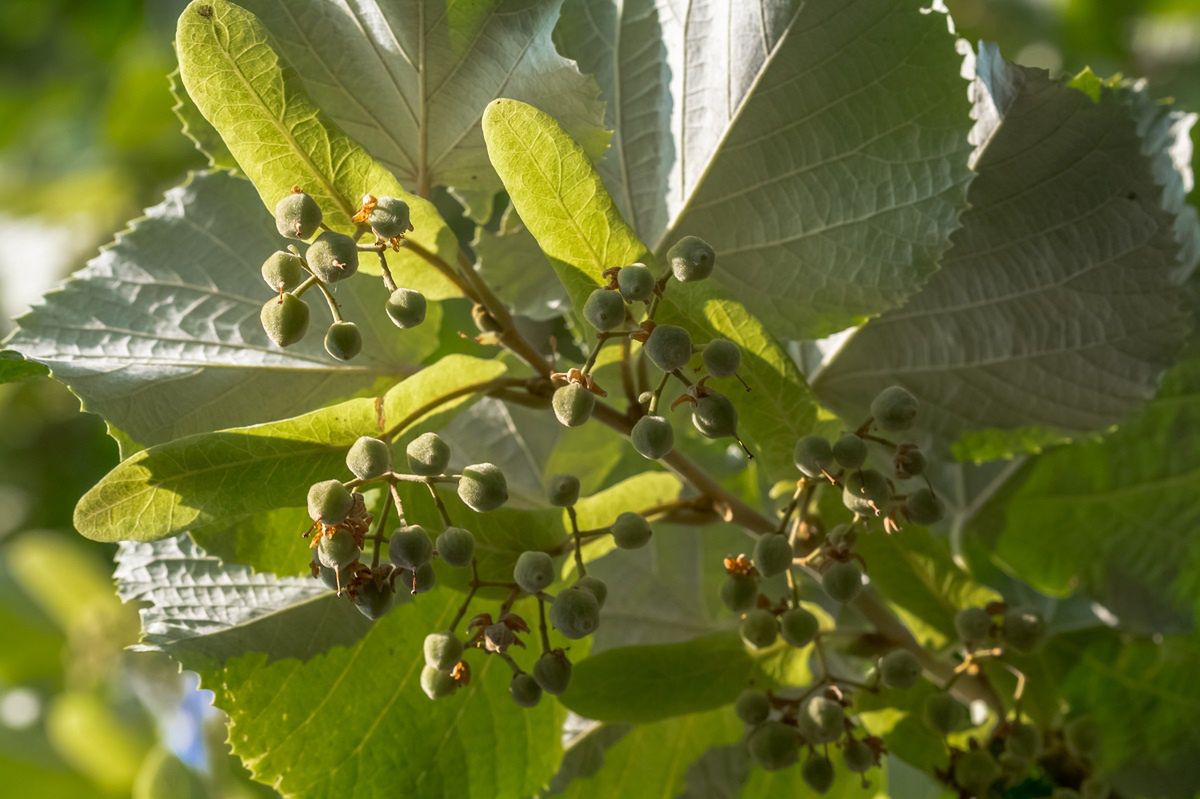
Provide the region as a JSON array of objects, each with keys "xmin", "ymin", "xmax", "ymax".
[
  {"xmin": 369, "ymin": 490, "xmax": 393, "ymax": 569},
  {"xmin": 537, "ymin": 597, "xmax": 551, "ymax": 653},
  {"xmin": 580, "ymin": 330, "xmax": 636, "ymax": 375},
  {"xmin": 375, "ymin": 250, "xmax": 398, "ymax": 294},
  {"xmin": 292, "ymin": 275, "xmax": 319, "ymax": 298},
  {"xmin": 449, "ymin": 582, "xmax": 479, "ymax": 633},
  {"xmin": 424, "ymin": 478, "xmax": 454, "ymax": 527},
  {"xmin": 312, "ymin": 278, "xmax": 344, "ymax": 322},
  {"xmin": 387, "ymin": 481, "xmax": 408, "ymax": 526},
  {"xmin": 647, "ymin": 370, "xmax": 671, "ymax": 414},
  {"xmin": 566, "ymin": 506, "xmax": 586, "ymax": 577},
  {"xmin": 619, "ymin": 336, "xmax": 639, "ymax": 412}
]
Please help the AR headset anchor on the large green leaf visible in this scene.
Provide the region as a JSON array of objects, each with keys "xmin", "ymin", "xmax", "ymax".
[
  {"xmin": 175, "ymin": 0, "xmax": 459, "ymax": 297},
  {"xmin": 0, "ymin": 351, "xmax": 47, "ymax": 384},
  {"xmin": 5, "ymin": 171, "xmax": 438, "ymax": 446},
  {"xmin": 813, "ymin": 45, "xmax": 1192, "ymax": 451},
  {"xmin": 236, "ymin": 0, "xmax": 607, "ymax": 195},
  {"xmin": 73, "ymin": 354, "xmax": 507, "ymax": 542},
  {"xmin": 555, "ymin": 0, "xmax": 973, "ymax": 338}
]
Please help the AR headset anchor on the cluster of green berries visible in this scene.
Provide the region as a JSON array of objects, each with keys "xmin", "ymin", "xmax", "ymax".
[
  {"xmin": 261, "ymin": 189, "xmax": 428, "ymax": 361},
  {"xmin": 954, "ymin": 602, "xmax": 1046, "ymax": 653}
]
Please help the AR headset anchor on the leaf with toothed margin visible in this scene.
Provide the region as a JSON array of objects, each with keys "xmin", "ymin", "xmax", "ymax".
[{"xmin": 168, "ymin": 68, "xmax": 238, "ymax": 172}]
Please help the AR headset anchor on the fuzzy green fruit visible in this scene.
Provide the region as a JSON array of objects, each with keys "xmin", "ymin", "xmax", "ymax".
[
  {"xmin": 388, "ymin": 524, "xmax": 433, "ymax": 569},
  {"xmin": 261, "ymin": 251, "xmax": 305, "ymax": 291},
  {"xmin": 550, "ymin": 586, "xmax": 601, "ymax": 639},
  {"xmin": 406, "ymin": 431, "xmax": 451, "ymax": 476},
  {"xmin": 720, "ymin": 574, "xmax": 758, "ymax": 612},
  {"xmin": 397, "ymin": 562, "xmax": 437, "ymax": 595},
  {"xmin": 367, "ymin": 196, "xmax": 413, "ymax": 239},
  {"xmin": 323, "ymin": 321, "xmax": 362, "ymax": 361},
  {"xmin": 802, "ymin": 696, "xmax": 845, "ymax": 743},
  {"xmin": 879, "ymin": 649, "xmax": 922, "ymax": 689},
  {"xmin": 667, "ymin": 235, "xmax": 715, "ymax": 282},
  {"xmin": 345, "ymin": 435, "xmax": 390, "ymax": 480},
  {"xmin": 582, "ymin": 288, "xmax": 626, "ymax": 331},
  {"xmin": 354, "ymin": 580, "xmax": 395, "ymax": 620},
  {"xmin": 735, "ymin": 689, "xmax": 771, "ymax": 726},
  {"xmin": 575, "ymin": 576, "xmax": 608, "ymax": 609},
  {"xmin": 923, "ymin": 692, "xmax": 968, "ymax": 735},
  {"xmin": 307, "ymin": 479, "xmax": 353, "ymax": 524},
  {"xmin": 457, "ymin": 462, "xmax": 508, "ymax": 511},
  {"xmin": 843, "ymin": 738, "xmax": 875, "ymax": 773},
  {"xmin": 780, "ymin": 607, "xmax": 819, "ymax": 648},
  {"xmin": 692, "ymin": 393, "xmax": 738, "ymax": 439},
  {"xmin": 955, "ymin": 607, "xmax": 993, "ymax": 644},
  {"xmin": 386, "ymin": 287, "xmax": 427, "ymax": 328},
  {"xmin": 423, "ymin": 631, "xmax": 463, "ymax": 670},
  {"xmin": 317, "ymin": 528, "xmax": 359, "ymax": 569},
  {"xmin": 702, "ymin": 339, "xmax": 741, "ymax": 378},
  {"xmin": 746, "ymin": 721, "xmax": 799, "ymax": 771},
  {"xmin": 435, "ymin": 526, "xmax": 475, "ymax": 567},
  {"xmin": 740, "ymin": 608, "xmax": 778, "ymax": 649},
  {"xmin": 821, "ymin": 560, "xmax": 863, "ymax": 603},
  {"xmin": 954, "ymin": 749, "xmax": 1000, "ymax": 794},
  {"xmin": 842, "ymin": 469, "xmax": 891, "ymax": 516},
  {"xmin": 513, "ymin": 550, "xmax": 555, "ymax": 594},
  {"xmin": 306, "ymin": 231, "xmax": 359, "ymax": 283},
  {"xmin": 509, "ymin": 673, "xmax": 542, "ymax": 708},
  {"xmin": 611, "ymin": 512, "xmax": 652, "ymax": 549},
  {"xmin": 630, "ymin": 414, "xmax": 674, "ymax": 459},
  {"xmin": 552, "ymin": 383, "xmax": 595, "ymax": 427},
  {"xmin": 1002, "ymin": 607, "xmax": 1045, "ymax": 652},
  {"xmin": 547, "ymin": 474, "xmax": 580, "ymax": 507},
  {"xmin": 532, "ymin": 651, "xmax": 572, "ymax": 695},
  {"xmin": 260, "ymin": 293, "xmax": 310, "ymax": 347},
  {"xmin": 832, "ymin": 433, "xmax": 867, "ymax": 470},
  {"xmin": 870, "ymin": 385, "xmax": 918, "ymax": 432},
  {"xmin": 905, "ymin": 488, "xmax": 944, "ymax": 525},
  {"xmin": 275, "ymin": 190, "xmax": 322, "ymax": 240},
  {"xmin": 420, "ymin": 665, "xmax": 457, "ymax": 700},
  {"xmin": 644, "ymin": 324, "xmax": 692, "ymax": 372},
  {"xmin": 793, "ymin": 435, "xmax": 834, "ymax": 478},
  {"xmin": 894, "ymin": 446, "xmax": 926, "ymax": 478},
  {"xmin": 753, "ymin": 534, "xmax": 793, "ymax": 578},
  {"xmin": 802, "ymin": 754, "xmax": 835, "ymax": 793},
  {"xmin": 617, "ymin": 263, "xmax": 655, "ymax": 302}
]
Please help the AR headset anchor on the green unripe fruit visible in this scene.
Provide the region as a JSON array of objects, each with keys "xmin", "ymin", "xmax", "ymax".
[
  {"xmin": 532, "ymin": 651, "xmax": 572, "ymax": 695},
  {"xmin": 388, "ymin": 524, "xmax": 433, "ymax": 569},
  {"xmin": 406, "ymin": 432, "xmax": 451, "ymax": 476},
  {"xmin": 345, "ymin": 436, "xmax": 391, "ymax": 480},
  {"xmin": 404, "ymin": 561, "xmax": 437, "ymax": 594},
  {"xmin": 905, "ymin": 488, "xmax": 944, "ymax": 525},
  {"xmin": 644, "ymin": 324, "xmax": 693, "ymax": 372},
  {"xmin": 354, "ymin": 580, "xmax": 395, "ymax": 620},
  {"xmin": 261, "ymin": 293, "xmax": 310, "ymax": 347},
  {"xmin": 308, "ymin": 479, "xmax": 353, "ymax": 524},
  {"xmin": 702, "ymin": 339, "xmax": 741, "ymax": 377},
  {"xmin": 261, "ymin": 251, "xmax": 306, "ymax": 291},
  {"xmin": 631, "ymin": 414, "xmax": 674, "ymax": 459},
  {"xmin": 575, "ymin": 575, "xmax": 608, "ymax": 608},
  {"xmin": 457, "ymin": 462, "xmax": 508, "ymax": 511},
  {"xmin": 803, "ymin": 696, "xmax": 845, "ymax": 743},
  {"xmin": 514, "ymin": 550, "xmax": 555, "ymax": 594},
  {"xmin": 826, "ymin": 522, "xmax": 857, "ymax": 548},
  {"xmin": 550, "ymin": 586, "xmax": 601, "ymax": 639},
  {"xmin": 739, "ymin": 608, "xmax": 778, "ymax": 649},
  {"xmin": 923, "ymin": 692, "xmax": 968, "ymax": 735},
  {"xmin": 317, "ymin": 528, "xmax": 360, "ymax": 570},
  {"xmin": 386, "ymin": 287, "xmax": 427, "ymax": 328},
  {"xmin": 735, "ymin": 689, "xmax": 771, "ymax": 726},
  {"xmin": 617, "ymin": 263, "xmax": 655, "ymax": 302},
  {"xmin": 306, "ymin": 231, "xmax": 359, "ymax": 283},
  {"xmin": 1081, "ymin": 777, "xmax": 1111, "ymax": 799},
  {"xmin": 692, "ymin": 392, "xmax": 738, "ymax": 439},
  {"xmin": 1064, "ymin": 716, "xmax": 1101, "ymax": 759},
  {"xmin": 423, "ymin": 631, "xmax": 462, "ymax": 671},
  {"xmin": 954, "ymin": 749, "xmax": 1000, "ymax": 793},
  {"xmin": 793, "ymin": 435, "xmax": 834, "ymax": 478},
  {"xmin": 317, "ymin": 561, "xmax": 355, "ymax": 592},
  {"xmin": 720, "ymin": 574, "xmax": 758, "ymax": 612},
  {"xmin": 275, "ymin": 190, "xmax": 322, "ymax": 239},
  {"xmin": 780, "ymin": 607, "xmax": 819, "ymax": 648},
  {"xmin": 509, "ymin": 673, "xmax": 543, "ymax": 708},
  {"xmin": 324, "ymin": 321, "xmax": 362, "ymax": 361},
  {"xmin": 611, "ymin": 512, "xmax": 652, "ymax": 549},
  {"xmin": 582, "ymin": 288, "xmax": 627, "ymax": 331},
  {"xmin": 367, "ymin": 196, "xmax": 413, "ymax": 239},
  {"xmin": 894, "ymin": 446, "xmax": 926, "ymax": 478},
  {"xmin": 753, "ymin": 534, "xmax": 793, "ymax": 578},
  {"xmin": 832, "ymin": 433, "xmax": 868, "ymax": 469},
  {"xmin": 842, "ymin": 469, "xmax": 891, "ymax": 516},
  {"xmin": 879, "ymin": 649, "xmax": 922, "ymax": 689},
  {"xmin": 802, "ymin": 754, "xmax": 835, "ymax": 794},
  {"xmin": 435, "ymin": 526, "xmax": 475, "ymax": 567},
  {"xmin": 552, "ymin": 383, "xmax": 595, "ymax": 427},
  {"xmin": 1005, "ymin": 723, "xmax": 1042, "ymax": 760},
  {"xmin": 547, "ymin": 474, "xmax": 580, "ymax": 507},
  {"xmin": 667, "ymin": 235, "xmax": 716, "ymax": 282},
  {"xmin": 822, "ymin": 561, "xmax": 863, "ymax": 603},
  {"xmin": 955, "ymin": 607, "xmax": 993, "ymax": 644},
  {"xmin": 1002, "ymin": 607, "xmax": 1045, "ymax": 652},
  {"xmin": 843, "ymin": 738, "xmax": 875, "ymax": 773},
  {"xmin": 998, "ymin": 751, "xmax": 1030, "ymax": 776},
  {"xmin": 420, "ymin": 665, "xmax": 456, "ymax": 700},
  {"xmin": 870, "ymin": 385, "xmax": 918, "ymax": 432},
  {"xmin": 746, "ymin": 721, "xmax": 799, "ymax": 771}
]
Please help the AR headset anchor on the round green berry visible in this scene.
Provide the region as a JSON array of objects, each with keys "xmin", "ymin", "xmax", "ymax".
[
  {"xmin": 261, "ymin": 250, "xmax": 305, "ymax": 291},
  {"xmin": 583, "ymin": 288, "xmax": 626, "ymax": 331},
  {"xmin": 793, "ymin": 435, "xmax": 834, "ymax": 478},
  {"xmin": 575, "ymin": 575, "xmax": 608, "ymax": 609},
  {"xmin": 923, "ymin": 692, "xmax": 968, "ymax": 735},
  {"xmin": 821, "ymin": 560, "xmax": 863, "ymax": 603},
  {"xmin": 692, "ymin": 392, "xmax": 738, "ymax": 439},
  {"xmin": 894, "ymin": 446, "xmax": 926, "ymax": 479},
  {"xmin": 457, "ymin": 463, "xmax": 508, "ymax": 511},
  {"xmin": 644, "ymin": 324, "xmax": 692, "ymax": 372},
  {"xmin": 802, "ymin": 696, "xmax": 845, "ymax": 743},
  {"xmin": 406, "ymin": 431, "xmax": 451, "ymax": 476},
  {"xmin": 306, "ymin": 231, "xmax": 359, "ymax": 283},
  {"xmin": 513, "ymin": 550, "xmax": 555, "ymax": 594},
  {"xmin": 1005, "ymin": 723, "xmax": 1042, "ymax": 760},
  {"xmin": 630, "ymin": 414, "xmax": 674, "ymax": 459},
  {"xmin": 401, "ymin": 561, "xmax": 437, "ymax": 595},
  {"xmin": 435, "ymin": 526, "xmax": 475, "ymax": 567},
  {"xmin": 420, "ymin": 665, "xmax": 457, "ymax": 700},
  {"xmin": 547, "ymin": 474, "xmax": 580, "ymax": 507},
  {"xmin": 843, "ymin": 738, "xmax": 875, "ymax": 773},
  {"xmin": 275, "ymin": 190, "xmax": 322, "ymax": 240},
  {"xmin": 611, "ymin": 512, "xmax": 652, "ymax": 549},
  {"xmin": 753, "ymin": 534, "xmax": 792, "ymax": 578},
  {"xmin": 735, "ymin": 689, "xmax": 771, "ymax": 726},
  {"xmin": 740, "ymin": 608, "xmax": 778, "ymax": 649},
  {"xmin": 260, "ymin": 293, "xmax": 310, "ymax": 347},
  {"xmin": 879, "ymin": 649, "xmax": 922, "ymax": 689},
  {"xmin": 1081, "ymin": 777, "xmax": 1111, "ymax": 799},
  {"xmin": 354, "ymin": 579, "xmax": 395, "ymax": 620},
  {"xmin": 1064, "ymin": 716, "xmax": 1100, "ymax": 759},
  {"xmin": 552, "ymin": 383, "xmax": 595, "ymax": 427},
  {"xmin": 317, "ymin": 528, "xmax": 359, "ymax": 569},
  {"xmin": 832, "ymin": 433, "xmax": 867, "ymax": 470},
  {"xmin": 842, "ymin": 469, "xmax": 891, "ymax": 516},
  {"xmin": 802, "ymin": 754, "xmax": 835, "ymax": 794},
  {"xmin": 532, "ymin": 651, "xmax": 572, "ymax": 695},
  {"xmin": 617, "ymin": 263, "xmax": 655, "ymax": 302},
  {"xmin": 509, "ymin": 672, "xmax": 542, "ymax": 708},
  {"xmin": 702, "ymin": 339, "xmax": 741, "ymax": 378},
  {"xmin": 746, "ymin": 721, "xmax": 799, "ymax": 771},
  {"xmin": 955, "ymin": 607, "xmax": 993, "ymax": 644},
  {"xmin": 954, "ymin": 749, "xmax": 1000, "ymax": 794},
  {"xmin": 905, "ymin": 488, "xmax": 944, "ymax": 525},
  {"xmin": 307, "ymin": 479, "xmax": 353, "ymax": 524},
  {"xmin": 367, "ymin": 196, "xmax": 413, "ymax": 239},
  {"xmin": 345, "ymin": 436, "xmax": 390, "ymax": 480},
  {"xmin": 423, "ymin": 631, "xmax": 463, "ymax": 670},
  {"xmin": 386, "ymin": 287, "xmax": 426, "ymax": 329},
  {"xmin": 870, "ymin": 385, "xmax": 918, "ymax": 432},
  {"xmin": 550, "ymin": 586, "xmax": 601, "ymax": 639},
  {"xmin": 780, "ymin": 607, "xmax": 819, "ymax": 648},
  {"xmin": 388, "ymin": 524, "xmax": 433, "ymax": 569},
  {"xmin": 720, "ymin": 574, "xmax": 758, "ymax": 612},
  {"xmin": 324, "ymin": 321, "xmax": 362, "ymax": 361},
  {"xmin": 667, "ymin": 236, "xmax": 716, "ymax": 283},
  {"xmin": 1002, "ymin": 607, "xmax": 1045, "ymax": 652}
]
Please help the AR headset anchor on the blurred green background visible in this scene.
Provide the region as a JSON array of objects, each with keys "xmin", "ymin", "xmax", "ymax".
[{"xmin": 0, "ymin": 0, "xmax": 1195, "ymax": 795}]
